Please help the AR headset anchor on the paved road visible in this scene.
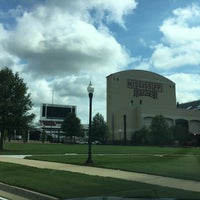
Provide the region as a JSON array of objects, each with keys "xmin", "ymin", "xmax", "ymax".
[{"xmin": 0, "ymin": 155, "xmax": 200, "ymax": 194}]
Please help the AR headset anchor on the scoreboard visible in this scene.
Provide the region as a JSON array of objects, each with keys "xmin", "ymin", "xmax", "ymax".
[{"xmin": 41, "ymin": 104, "xmax": 76, "ymax": 119}]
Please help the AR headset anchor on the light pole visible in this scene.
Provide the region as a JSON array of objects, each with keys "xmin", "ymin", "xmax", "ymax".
[{"xmin": 86, "ymin": 81, "xmax": 94, "ymax": 164}]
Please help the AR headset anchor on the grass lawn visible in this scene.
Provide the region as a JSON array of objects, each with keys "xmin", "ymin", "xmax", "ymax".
[
  {"xmin": 0, "ymin": 142, "xmax": 200, "ymax": 198},
  {"xmin": 0, "ymin": 162, "xmax": 200, "ymax": 199},
  {"xmin": 2, "ymin": 142, "xmax": 200, "ymax": 181},
  {"xmin": 27, "ymin": 153, "xmax": 200, "ymax": 182},
  {"xmin": 1, "ymin": 142, "xmax": 200, "ymax": 155}
]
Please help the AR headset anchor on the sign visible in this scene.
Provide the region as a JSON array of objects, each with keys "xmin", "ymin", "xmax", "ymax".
[{"xmin": 127, "ymin": 79, "xmax": 162, "ymax": 99}]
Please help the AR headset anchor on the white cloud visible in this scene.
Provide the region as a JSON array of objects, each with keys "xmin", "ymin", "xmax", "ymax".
[
  {"xmin": 148, "ymin": 4, "xmax": 200, "ymax": 104},
  {"xmin": 151, "ymin": 4, "xmax": 200, "ymax": 70},
  {"xmin": 0, "ymin": 0, "xmax": 137, "ymax": 123},
  {"xmin": 166, "ymin": 73, "xmax": 200, "ymax": 103},
  {"xmin": 0, "ymin": 24, "xmax": 19, "ymax": 67},
  {"xmin": 139, "ymin": 37, "xmax": 147, "ymax": 47},
  {"xmin": 134, "ymin": 58, "xmax": 151, "ymax": 71},
  {"xmin": 88, "ymin": 0, "xmax": 137, "ymax": 28},
  {"xmin": 46, "ymin": 0, "xmax": 137, "ymax": 27},
  {"xmin": 4, "ymin": 1, "xmax": 133, "ymax": 78}
]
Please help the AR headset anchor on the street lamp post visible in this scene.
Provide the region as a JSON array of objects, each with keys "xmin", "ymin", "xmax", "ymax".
[{"xmin": 86, "ymin": 81, "xmax": 94, "ymax": 164}]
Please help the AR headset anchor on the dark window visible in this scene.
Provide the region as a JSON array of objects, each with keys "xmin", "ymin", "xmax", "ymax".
[
  {"xmin": 46, "ymin": 106, "xmax": 72, "ymax": 119},
  {"xmin": 42, "ymin": 105, "xmax": 46, "ymax": 117},
  {"xmin": 72, "ymin": 107, "xmax": 76, "ymax": 113}
]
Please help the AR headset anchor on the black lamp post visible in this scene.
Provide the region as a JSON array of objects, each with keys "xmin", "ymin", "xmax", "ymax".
[{"xmin": 86, "ymin": 81, "xmax": 94, "ymax": 164}]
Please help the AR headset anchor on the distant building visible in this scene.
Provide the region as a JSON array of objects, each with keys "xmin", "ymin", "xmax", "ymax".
[
  {"xmin": 40, "ymin": 103, "xmax": 76, "ymax": 138},
  {"xmin": 107, "ymin": 70, "xmax": 200, "ymax": 143},
  {"xmin": 178, "ymin": 100, "xmax": 200, "ymax": 111}
]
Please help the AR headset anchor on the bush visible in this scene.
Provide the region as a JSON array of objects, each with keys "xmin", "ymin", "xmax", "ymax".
[
  {"xmin": 170, "ymin": 125, "xmax": 192, "ymax": 145},
  {"xmin": 132, "ymin": 126, "xmax": 151, "ymax": 145}
]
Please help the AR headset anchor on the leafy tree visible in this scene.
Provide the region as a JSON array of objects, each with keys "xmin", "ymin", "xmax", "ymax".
[
  {"xmin": 41, "ymin": 129, "xmax": 46, "ymax": 143},
  {"xmin": 150, "ymin": 115, "xmax": 173, "ymax": 145},
  {"xmin": 91, "ymin": 113, "xmax": 109, "ymax": 144},
  {"xmin": 171, "ymin": 125, "xmax": 191, "ymax": 145},
  {"xmin": 62, "ymin": 112, "xmax": 83, "ymax": 143},
  {"xmin": 0, "ymin": 67, "xmax": 34, "ymax": 150},
  {"xmin": 132, "ymin": 126, "xmax": 151, "ymax": 145}
]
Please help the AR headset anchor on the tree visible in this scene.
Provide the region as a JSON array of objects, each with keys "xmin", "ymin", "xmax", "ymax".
[
  {"xmin": 171, "ymin": 125, "xmax": 191, "ymax": 145},
  {"xmin": 0, "ymin": 67, "xmax": 35, "ymax": 150},
  {"xmin": 62, "ymin": 112, "xmax": 83, "ymax": 143},
  {"xmin": 150, "ymin": 115, "xmax": 173, "ymax": 145},
  {"xmin": 91, "ymin": 113, "xmax": 109, "ymax": 144},
  {"xmin": 41, "ymin": 129, "xmax": 46, "ymax": 143},
  {"xmin": 132, "ymin": 126, "xmax": 151, "ymax": 145}
]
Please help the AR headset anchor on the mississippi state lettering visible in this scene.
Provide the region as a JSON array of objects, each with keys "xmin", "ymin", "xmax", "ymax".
[{"xmin": 127, "ymin": 79, "xmax": 162, "ymax": 99}]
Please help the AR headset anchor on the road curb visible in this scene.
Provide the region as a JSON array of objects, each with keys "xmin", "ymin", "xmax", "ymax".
[{"xmin": 0, "ymin": 182, "xmax": 58, "ymax": 200}]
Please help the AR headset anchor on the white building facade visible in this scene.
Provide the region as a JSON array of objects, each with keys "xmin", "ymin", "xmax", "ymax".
[{"xmin": 107, "ymin": 70, "xmax": 200, "ymax": 142}]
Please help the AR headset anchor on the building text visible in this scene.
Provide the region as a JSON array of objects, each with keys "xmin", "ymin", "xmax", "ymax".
[{"xmin": 127, "ymin": 79, "xmax": 162, "ymax": 99}]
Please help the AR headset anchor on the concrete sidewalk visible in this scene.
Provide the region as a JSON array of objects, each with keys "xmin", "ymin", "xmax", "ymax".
[{"xmin": 0, "ymin": 156, "xmax": 200, "ymax": 193}]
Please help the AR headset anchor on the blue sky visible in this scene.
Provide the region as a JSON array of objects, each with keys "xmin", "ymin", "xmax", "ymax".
[
  {"xmin": 0, "ymin": 0, "xmax": 200, "ymax": 124},
  {"xmin": 111, "ymin": 1, "xmax": 185, "ymax": 52}
]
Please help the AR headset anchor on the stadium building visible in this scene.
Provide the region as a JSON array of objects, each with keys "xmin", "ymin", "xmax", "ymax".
[
  {"xmin": 40, "ymin": 103, "xmax": 76, "ymax": 138},
  {"xmin": 107, "ymin": 70, "xmax": 200, "ymax": 143}
]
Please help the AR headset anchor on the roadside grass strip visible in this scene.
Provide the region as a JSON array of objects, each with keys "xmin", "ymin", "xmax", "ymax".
[{"xmin": 0, "ymin": 162, "xmax": 200, "ymax": 199}]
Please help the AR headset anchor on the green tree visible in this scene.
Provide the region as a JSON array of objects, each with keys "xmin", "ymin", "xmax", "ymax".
[
  {"xmin": 150, "ymin": 115, "xmax": 173, "ymax": 145},
  {"xmin": 91, "ymin": 113, "xmax": 109, "ymax": 144},
  {"xmin": 62, "ymin": 112, "xmax": 83, "ymax": 143},
  {"xmin": 0, "ymin": 67, "xmax": 35, "ymax": 150},
  {"xmin": 41, "ymin": 129, "xmax": 46, "ymax": 143},
  {"xmin": 132, "ymin": 126, "xmax": 151, "ymax": 145},
  {"xmin": 171, "ymin": 125, "xmax": 191, "ymax": 145}
]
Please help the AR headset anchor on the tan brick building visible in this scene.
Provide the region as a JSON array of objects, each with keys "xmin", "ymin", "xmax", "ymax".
[{"xmin": 106, "ymin": 70, "xmax": 200, "ymax": 142}]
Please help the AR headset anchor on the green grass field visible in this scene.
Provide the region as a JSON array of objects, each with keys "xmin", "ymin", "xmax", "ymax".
[
  {"xmin": 1, "ymin": 162, "xmax": 200, "ymax": 199},
  {"xmin": 0, "ymin": 142, "xmax": 200, "ymax": 198},
  {"xmin": 28, "ymin": 153, "xmax": 200, "ymax": 181},
  {"xmin": 2, "ymin": 142, "xmax": 200, "ymax": 155}
]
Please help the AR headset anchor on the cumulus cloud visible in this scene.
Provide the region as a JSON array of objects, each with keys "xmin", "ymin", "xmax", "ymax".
[
  {"xmin": 0, "ymin": 0, "xmax": 137, "ymax": 123},
  {"xmin": 166, "ymin": 73, "xmax": 200, "ymax": 103},
  {"xmin": 88, "ymin": 0, "xmax": 137, "ymax": 27},
  {"xmin": 130, "ymin": 4, "xmax": 200, "ymax": 105},
  {"xmin": 0, "ymin": 23, "xmax": 19, "ymax": 67},
  {"xmin": 4, "ymin": 0, "xmax": 134, "ymax": 78},
  {"xmin": 151, "ymin": 4, "xmax": 200, "ymax": 70}
]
